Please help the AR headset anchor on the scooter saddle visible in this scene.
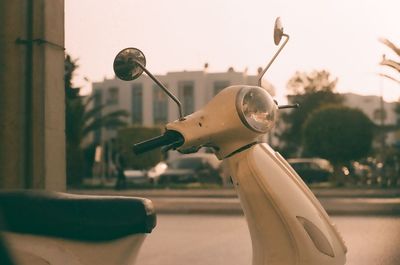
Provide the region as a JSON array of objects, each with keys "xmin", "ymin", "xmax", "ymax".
[{"xmin": 0, "ymin": 190, "xmax": 156, "ymax": 241}]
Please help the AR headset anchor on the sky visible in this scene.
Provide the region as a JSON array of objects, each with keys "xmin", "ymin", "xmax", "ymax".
[{"xmin": 65, "ymin": 0, "xmax": 400, "ymax": 104}]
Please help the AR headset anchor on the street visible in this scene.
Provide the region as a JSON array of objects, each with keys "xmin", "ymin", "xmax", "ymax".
[
  {"xmin": 136, "ymin": 214, "xmax": 400, "ymax": 265},
  {"xmin": 72, "ymin": 188, "xmax": 400, "ymax": 215}
]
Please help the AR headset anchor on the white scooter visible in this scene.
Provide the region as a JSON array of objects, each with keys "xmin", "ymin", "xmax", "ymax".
[
  {"xmin": 113, "ymin": 17, "xmax": 347, "ymax": 265},
  {"xmin": 0, "ymin": 18, "xmax": 347, "ymax": 265}
]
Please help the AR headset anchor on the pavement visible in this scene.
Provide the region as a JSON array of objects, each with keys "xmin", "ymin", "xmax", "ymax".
[{"xmin": 70, "ymin": 188, "xmax": 400, "ymax": 216}]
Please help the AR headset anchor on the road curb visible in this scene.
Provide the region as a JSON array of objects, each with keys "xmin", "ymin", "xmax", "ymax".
[
  {"xmin": 70, "ymin": 189, "xmax": 400, "ymax": 216},
  {"xmin": 150, "ymin": 197, "xmax": 400, "ymax": 216},
  {"xmin": 71, "ymin": 188, "xmax": 400, "ymax": 198}
]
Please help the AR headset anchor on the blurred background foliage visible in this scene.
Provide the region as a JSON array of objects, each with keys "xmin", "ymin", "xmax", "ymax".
[
  {"xmin": 117, "ymin": 127, "xmax": 163, "ymax": 170},
  {"xmin": 64, "ymin": 36, "xmax": 400, "ymax": 188},
  {"xmin": 303, "ymin": 106, "xmax": 374, "ymax": 164},
  {"xmin": 302, "ymin": 106, "xmax": 374, "ymax": 185},
  {"xmin": 278, "ymin": 70, "xmax": 344, "ymax": 157},
  {"xmin": 65, "ymin": 55, "xmax": 129, "ymax": 186}
]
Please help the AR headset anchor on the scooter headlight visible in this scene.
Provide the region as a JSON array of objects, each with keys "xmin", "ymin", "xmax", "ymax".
[{"xmin": 236, "ymin": 86, "xmax": 277, "ymax": 133}]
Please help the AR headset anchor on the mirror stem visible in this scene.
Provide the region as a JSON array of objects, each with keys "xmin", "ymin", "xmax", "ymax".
[
  {"xmin": 258, "ymin": 34, "xmax": 290, "ymax": 87},
  {"xmin": 135, "ymin": 61, "xmax": 185, "ymax": 120}
]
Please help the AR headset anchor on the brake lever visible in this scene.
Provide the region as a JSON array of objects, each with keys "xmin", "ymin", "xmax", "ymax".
[
  {"xmin": 160, "ymin": 140, "xmax": 187, "ymax": 154},
  {"xmin": 176, "ymin": 146, "xmax": 201, "ymax": 154}
]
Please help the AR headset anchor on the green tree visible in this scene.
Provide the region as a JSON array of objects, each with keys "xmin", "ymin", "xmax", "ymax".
[
  {"xmin": 279, "ymin": 70, "xmax": 344, "ymax": 156},
  {"xmin": 303, "ymin": 106, "xmax": 374, "ymax": 184},
  {"xmin": 117, "ymin": 127, "xmax": 163, "ymax": 170},
  {"xmin": 286, "ymin": 70, "xmax": 338, "ymax": 94},
  {"xmin": 65, "ymin": 55, "xmax": 129, "ymax": 186}
]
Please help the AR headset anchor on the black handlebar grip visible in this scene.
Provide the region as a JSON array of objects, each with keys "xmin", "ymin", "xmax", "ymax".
[{"xmin": 132, "ymin": 130, "xmax": 184, "ymax": 154}]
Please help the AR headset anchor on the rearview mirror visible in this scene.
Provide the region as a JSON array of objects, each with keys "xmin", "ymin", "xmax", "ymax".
[
  {"xmin": 273, "ymin": 17, "xmax": 284, "ymax": 45},
  {"xmin": 113, "ymin": 48, "xmax": 146, "ymax": 81}
]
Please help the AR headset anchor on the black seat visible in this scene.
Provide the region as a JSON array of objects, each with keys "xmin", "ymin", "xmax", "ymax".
[{"xmin": 0, "ymin": 190, "xmax": 156, "ymax": 241}]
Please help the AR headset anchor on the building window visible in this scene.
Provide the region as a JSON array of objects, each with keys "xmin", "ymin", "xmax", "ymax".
[
  {"xmin": 213, "ymin": 80, "xmax": 230, "ymax": 95},
  {"xmin": 178, "ymin": 81, "xmax": 194, "ymax": 115},
  {"xmin": 107, "ymin": 87, "xmax": 119, "ymax": 105},
  {"xmin": 153, "ymin": 84, "xmax": 168, "ymax": 124},
  {"xmin": 131, "ymin": 83, "xmax": 143, "ymax": 124}
]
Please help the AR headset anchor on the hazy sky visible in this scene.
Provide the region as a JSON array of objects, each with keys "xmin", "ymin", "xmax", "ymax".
[{"xmin": 65, "ymin": 0, "xmax": 400, "ymax": 103}]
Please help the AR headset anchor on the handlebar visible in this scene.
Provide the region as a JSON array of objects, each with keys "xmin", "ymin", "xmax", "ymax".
[{"xmin": 132, "ymin": 130, "xmax": 184, "ymax": 154}]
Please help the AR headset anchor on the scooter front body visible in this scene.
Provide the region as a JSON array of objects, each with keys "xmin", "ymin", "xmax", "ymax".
[
  {"xmin": 227, "ymin": 143, "xmax": 347, "ymax": 265},
  {"xmin": 111, "ymin": 18, "xmax": 348, "ymax": 264}
]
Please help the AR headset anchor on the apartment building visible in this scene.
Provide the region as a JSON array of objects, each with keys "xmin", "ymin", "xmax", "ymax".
[{"xmin": 91, "ymin": 68, "xmax": 274, "ymax": 143}]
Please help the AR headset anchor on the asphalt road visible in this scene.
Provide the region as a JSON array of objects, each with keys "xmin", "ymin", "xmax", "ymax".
[{"xmin": 136, "ymin": 214, "xmax": 400, "ymax": 265}]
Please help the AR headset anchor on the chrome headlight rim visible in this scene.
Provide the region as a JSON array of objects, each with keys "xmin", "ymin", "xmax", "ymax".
[{"xmin": 235, "ymin": 86, "xmax": 277, "ymax": 133}]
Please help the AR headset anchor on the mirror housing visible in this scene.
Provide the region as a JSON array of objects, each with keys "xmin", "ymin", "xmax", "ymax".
[
  {"xmin": 273, "ymin": 17, "xmax": 284, "ymax": 45},
  {"xmin": 113, "ymin": 47, "xmax": 185, "ymax": 120},
  {"xmin": 113, "ymin": 48, "xmax": 146, "ymax": 81},
  {"xmin": 257, "ymin": 17, "xmax": 289, "ymax": 87}
]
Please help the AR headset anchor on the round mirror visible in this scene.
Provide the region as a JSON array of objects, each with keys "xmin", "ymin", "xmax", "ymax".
[
  {"xmin": 273, "ymin": 17, "xmax": 284, "ymax": 45},
  {"xmin": 113, "ymin": 48, "xmax": 146, "ymax": 81}
]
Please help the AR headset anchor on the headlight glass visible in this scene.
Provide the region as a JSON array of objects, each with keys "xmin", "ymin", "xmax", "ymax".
[{"xmin": 236, "ymin": 86, "xmax": 277, "ymax": 133}]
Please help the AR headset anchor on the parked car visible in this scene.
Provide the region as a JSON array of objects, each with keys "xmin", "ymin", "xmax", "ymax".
[
  {"xmin": 147, "ymin": 162, "xmax": 168, "ymax": 180},
  {"xmin": 350, "ymin": 161, "xmax": 372, "ymax": 185},
  {"xmin": 148, "ymin": 153, "xmax": 222, "ymax": 185},
  {"xmin": 123, "ymin": 169, "xmax": 149, "ymax": 185},
  {"xmin": 287, "ymin": 158, "xmax": 333, "ymax": 183}
]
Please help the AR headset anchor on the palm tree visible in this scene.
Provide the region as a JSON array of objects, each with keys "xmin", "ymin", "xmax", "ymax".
[
  {"xmin": 379, "ymin": 39, "xmax": 400, "ymax": 187},
  {"xmin": 65, "ymin": 55, "xmax": 129, "ymax": 186},
  {"xmin": 380, "ymin": 39, "xmax": 400, "ymax": 125}
]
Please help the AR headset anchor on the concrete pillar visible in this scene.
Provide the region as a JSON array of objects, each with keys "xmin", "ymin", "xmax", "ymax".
[{"xmin": 0, "ymin": 0, "xmax": 66, "ymax": 190}]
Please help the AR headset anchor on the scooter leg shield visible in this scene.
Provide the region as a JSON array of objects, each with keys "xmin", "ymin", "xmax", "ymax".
[{"xmin": 227, "ymin": 143, "xmax": 347, "ymax": 265}]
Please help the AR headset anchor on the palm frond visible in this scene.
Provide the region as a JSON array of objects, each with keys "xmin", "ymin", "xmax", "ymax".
[
  {"xmin": 102, "ymin": 109, "xmax": 130, "ymax": 119},
  {"xmin": 82, "ymin": 115, "xmax": 128, "ymax": 138},
  {"xmin": 103, "ymin": 119, "xmax": 128, "ymax": 128},
  {"xmin": 380, "ymin": 57, "xmax": 400, "ymax": 73},
  {"xmin": 378, "ymin": 73, "xmax": 400, "ymax": 84},
  {"xmin": 82, "ymin": 118, "xmax": 105, "ymax": 137},
  {"xmin": 83, "ymin": 104, "xmax": 107, "ymax": 122},
  {"xmin": 82, "ymin": 94, "xmax": 95, "ymax": 108},
  {"xmin": 379, "ymin": 38, "xmax": 400, "ymax": 57}
]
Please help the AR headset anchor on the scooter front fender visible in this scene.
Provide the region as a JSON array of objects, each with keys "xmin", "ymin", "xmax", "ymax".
[{"xmin": 227, "ymin": 143, "xmax": 347, "ymax": 265}]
